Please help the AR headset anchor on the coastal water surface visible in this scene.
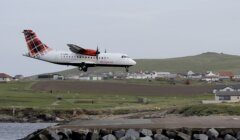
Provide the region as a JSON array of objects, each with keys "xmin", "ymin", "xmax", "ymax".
[{"xmin": 0, "ymin": 123, "xmax": 56, "ymax": 140}]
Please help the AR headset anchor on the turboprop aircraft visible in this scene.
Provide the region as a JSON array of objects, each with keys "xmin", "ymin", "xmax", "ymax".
[{"xmin": 22, "ymin": 30, "xmax": 136, "ymax": 72}]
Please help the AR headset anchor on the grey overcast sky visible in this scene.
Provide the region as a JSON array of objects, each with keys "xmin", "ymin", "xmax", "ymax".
[{"xmin": 1, "ymin": 0, "xmax": 240, "ymax": 76}]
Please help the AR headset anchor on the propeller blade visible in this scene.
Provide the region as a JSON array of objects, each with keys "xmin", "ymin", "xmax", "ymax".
[{"xmin": 96, "ymin": 46, "xmax": 100, "ymax": 60}]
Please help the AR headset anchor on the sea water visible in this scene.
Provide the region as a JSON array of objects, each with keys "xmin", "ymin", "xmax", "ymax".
[{"xmin": 0, "ymin": 123, "xmax": 57, "ymax": 140}]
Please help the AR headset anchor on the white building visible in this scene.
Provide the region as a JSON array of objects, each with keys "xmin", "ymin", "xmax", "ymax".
[
  {"xmin": 203, "ymin": 85, "xmax": 240, "ymax": 104},
  {"xmin": 202, "ymin": 71, "xmax": 219, "ymax": 82},
  {"xmin": 0, "ymin": 73, "xmax": 12, "ymax": 82}
]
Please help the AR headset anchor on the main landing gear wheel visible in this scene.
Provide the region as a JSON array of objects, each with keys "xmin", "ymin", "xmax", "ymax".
[{"xmin": 78, "ymin": 63, "xmax": 88, "ymax": 72}]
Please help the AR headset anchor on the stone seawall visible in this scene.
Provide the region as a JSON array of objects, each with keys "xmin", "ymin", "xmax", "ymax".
[{"xmin": 23, "ymin": 127, "xmax": 240, "ymax": 140}]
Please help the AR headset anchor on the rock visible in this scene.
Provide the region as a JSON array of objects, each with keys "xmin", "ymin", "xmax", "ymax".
[
  {"xmin": 166, "ymin": 130, "xmax": 177, "ymax": 139},
  {"xmin": 177, "ymin": 132, "xmax": 190, "ymax": 140},
  {"xmin": 113, "ymin": 129, "xmax": 126, "ymax": 139},
  {"xmin": 207, "ymin": 128, "xmax": 219, "ymax": 139},
  {"xmin": 85, "ymin": 131, "xmax": 99, "ymax": 140},
  {"xmin": 154, "ymin": 134, "xmax": 170, "ymax": 140},
  {"xmin": 64, "ymin": 128, "xmax": 72, "ymax": 137},
  {"xmin": 236, "ymin": 131, "xmax": 240, "ymax": 140},
  {"xmin": 140, "ymin": 129, "xmax": 153, "ymax": 137},
  {"xmin": 72, "ymin": 131, "xmax": 86, "ymax": 140},
  {"xmin": 125, "ymin": 129, "xmax": 140, "ymax": 139},
  {"xmin": 224, "ymin": 134, "xmax": 237, "ymax": 140},
  {"xmin": 48, "ymin": 130, "xmax": 60, "ymax": 140},
  {"xmin": 140, "ymin": 136, "xmax": 153, "ymax": 140},
  {"xmin": 155, "ymin": 129, "xmax": 163, "ymax": 134},
  {"xmin": 102, "ymin": 134, "xmax": 117, "ymax": 140},
  {"xmin": 100, "ymin": 129, "xmax": 111, "ymax": 137},
  {"xmin": 193, "ymin": 134, "xmax": 208, "ymax": 140},
  {"xmin": 120, "ymin": 135, "xmax": 137, "ymax": 140},
  {"xmin": 91, "ymin": 132, "xmax": 100, "ymax": 140},
  {"xmin": 220, "ymin": 129, "xmax": 235, "ymax": 137},
  {"xmin": 57, "ymin": 131, "xmax": 70, "ymax": 139},
  {"xmin": 38, "ymin": 134, "xmax": 48, "ymax": 140},
  {"xmin": 181, "ymin": 128, "xmax": 192, "ymax": 136}
]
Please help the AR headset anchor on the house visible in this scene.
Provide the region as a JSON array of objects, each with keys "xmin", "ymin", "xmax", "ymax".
[
  {"xmin": 126, "ymin": 73, "xmax": 148, "ymax": 79},
  {"xmin": 213, "ymin": 85, "xmax": 240, "ymax": 93},
  {"xmin": 14, "ymin": 75, "xmax": 24, "ymax": 80},
  {"xmin": 214, "ymin": 91, "xmax": 240, "ymax": 102},
  {"xmin": 203, "ymin": 85, "xmax": 240, "ymax": 104},
  {"xmin": 233, "ymin": 75, "xmax": 240, "ymax": 80},
  {"xmin": 202, "ymin": 71, "xmax": 219, "ymax": 82},
  {"xmin": 38, "ymin": 74, "xmax": 64, "ymax": 80},
  {"xmin": 0, "ymin": 73, "xmax": 12, "ymax": 82},
  {"xmin": 154, "ymin": 72, "xmax": 177, "ymax": 79},
  {"xmin": 218, "ymin": 71, "xmax": 234, "ymax": 80},
  {"xmin": 187, "ymin": 70, "xmax": 195, "ymax": 76}
]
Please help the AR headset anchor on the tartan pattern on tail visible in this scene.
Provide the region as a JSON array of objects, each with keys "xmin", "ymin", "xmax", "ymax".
[{"xmin": 23, "ymin": 30, "xmax": 50, "ymax": 57}]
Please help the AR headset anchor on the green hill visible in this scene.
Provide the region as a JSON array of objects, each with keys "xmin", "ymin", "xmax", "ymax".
[{"xmin": 55, "ymin": 52, "xmax": 240, "ymax": 76}]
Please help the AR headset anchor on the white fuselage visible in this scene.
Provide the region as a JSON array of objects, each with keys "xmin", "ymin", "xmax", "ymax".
[{"xmin": 26, "ymin": 50, "xmax": 136, "ymax": 68}]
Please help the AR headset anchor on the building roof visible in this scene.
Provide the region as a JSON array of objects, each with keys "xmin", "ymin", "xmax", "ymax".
[
  {"xmin": 218, "ymin": 71, "xmax": 234, "ymax": 77},
  {"xmin": 0, "ymin": 73, "xmax": 12, "ymax": 78},
  {"xmin": 215, "ymin": 91, "xmax": 240, "ymax": 96},
  {"xmin": 214, "ymin": 84, "xmax": 240, "ymax": 90}
]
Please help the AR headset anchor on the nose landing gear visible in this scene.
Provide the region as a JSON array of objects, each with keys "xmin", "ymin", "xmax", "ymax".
[{"xmin": 125, "ymin": 66, "xmax": 129, "ymax": 72}]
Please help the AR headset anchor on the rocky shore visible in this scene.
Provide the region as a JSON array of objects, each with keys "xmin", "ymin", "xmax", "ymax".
[{"xmin": 22, "ymin": 127, "xmax": 240, "ymax": 140}]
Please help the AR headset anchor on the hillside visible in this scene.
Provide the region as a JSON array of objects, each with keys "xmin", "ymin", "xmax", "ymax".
[{"xmin": 54, "ymin": 52, "xmax": 240, "ymax": 76}]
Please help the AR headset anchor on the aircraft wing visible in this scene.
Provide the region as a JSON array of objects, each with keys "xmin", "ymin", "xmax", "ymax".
[
  {"xmin": 67, "ymin": 44, "xmax": 85, "ymax": 54},
  {"xmin": 67, "ymin": 44, "xmax": 99, "ymax": 56}
]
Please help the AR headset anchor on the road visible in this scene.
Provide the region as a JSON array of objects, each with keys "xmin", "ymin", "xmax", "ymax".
[{"xmin": 56, "ymin": 115, "xmax": 240, "ymax": 129}]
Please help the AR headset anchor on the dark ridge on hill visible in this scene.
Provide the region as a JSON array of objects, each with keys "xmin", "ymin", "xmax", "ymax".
[{"xmin": 40, "ymin": 52, "xmax": 240, "ymax": 77}]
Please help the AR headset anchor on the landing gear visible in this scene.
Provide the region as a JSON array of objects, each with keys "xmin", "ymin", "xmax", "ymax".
[
  {"xmin": 78, "ymin": 63, "xmax": 88, "ymax": 72},
  {"xmin": 125, "ymin": 66, "xmax": 129, "ymax": 72}
]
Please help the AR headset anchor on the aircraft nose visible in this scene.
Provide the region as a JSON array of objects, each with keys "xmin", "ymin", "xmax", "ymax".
[{"xmin": 131, "ymin": 59, "xmax": 136, "ymax": 65}]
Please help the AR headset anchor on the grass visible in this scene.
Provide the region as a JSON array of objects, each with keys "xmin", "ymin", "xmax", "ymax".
[
  {"xmin": 1, "ymin": 81, "xmax": 240, "ymax": 116},
  {"xmin": 0, "ymin": 81, "xmax": 212, "ymax": 111},
  {"xmin": 177, "ymin": 104, "xmax": 240, "ymax": 116}
]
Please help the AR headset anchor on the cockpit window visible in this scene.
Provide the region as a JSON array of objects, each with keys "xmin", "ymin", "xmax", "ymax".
[{"xmin": 121, "ymin": 55, "xmax": 129, "ymax": 58}]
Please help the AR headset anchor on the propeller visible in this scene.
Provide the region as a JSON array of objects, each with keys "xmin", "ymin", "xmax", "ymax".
[{"xmin": 96, "ymin": 46, "xmax": 100, "ymax": 60}]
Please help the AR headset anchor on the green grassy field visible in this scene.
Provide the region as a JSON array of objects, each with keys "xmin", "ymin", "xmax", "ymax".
[{"xmin": 0, "ymin": 81, "xmax": 212, "ymax": 111}]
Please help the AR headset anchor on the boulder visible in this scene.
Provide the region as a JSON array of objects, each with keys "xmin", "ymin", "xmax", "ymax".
[
  {"xmin": 57, "ymin": 131, "xmax": 70, "ymax": 140},
  {"xmin": 224, "ymin": 134, "xmax": 237, "ymax": 140},
  {"xmin": 177, "ymin": 132, "xmax": 190, "ymax": 140},
  {"xmin": 140, "ymin": 136, "xmax": 153, "ymax": 140},
  {"xmin": 38, "ymin": 134, "xmax": 49, "ymax": 140},
  {"xmin": 125, "ymin": 129, "xmax": 140, "ymax": 139},
  {"xmin": 220, "ymin": 129, "xmax": 235, "ymax": 137},
  {"xmin": 48, "ymin": 130, "xmax": 60, "ymax": 140},
  {"xmin": 140, "ymin": 129, "xmax": 153, "ymax": 137},
  {"xmin": 102, "ymin": 134, "xmax": 117, "ymax": 140},
  {"xmin": 154, "ymin": 134, "xmax": 170, "ymax": 140},
  {"xmin": 72, "ymin": 131, "xmax": 86, "ymax": 140},
  {"xmin": 193, "ymin": 134, "xmax": 208, "ymax": 140},
  {"xmin": 207, "ymin": 128, "xmax": 219, "ymax": 139},
  {"xmin": 90, "ymin": 132, "xmax": 99, "ymax": 140},
  {"xmin": 120, "ymin": 135, "xmax": 137, "ymax": 140},
  {"xmin": 155, "ymin": 129, "xmax": 163, "ymax": 134},
  {"xmin": 100, "ymin": 129, "xmax": 111, "ymax": 137},
  {"xmin": 236, "ymin": 131, "xmax": 240, "ymax": 140},
  {"xmin": 166, "ymin": 131, "xmax": 177, "ymax": 139},
  {"xmin": 92, "ymin": 133, "xmax": 100, "ymax": 140},
  {"xmin": 113, "ymin": 129, "xmax": 126, "ymax": 139}
]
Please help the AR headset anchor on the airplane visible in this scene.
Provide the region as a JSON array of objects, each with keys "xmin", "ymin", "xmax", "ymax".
[{"xmin": 22, "ymin": 30, "xmax": 136, "ymax": 72}]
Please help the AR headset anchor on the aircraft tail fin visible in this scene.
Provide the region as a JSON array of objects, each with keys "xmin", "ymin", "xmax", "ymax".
[{"xmin": 22, "ymin": 30, "xmax": 51, "ymax": 57}]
